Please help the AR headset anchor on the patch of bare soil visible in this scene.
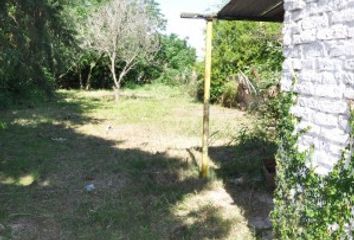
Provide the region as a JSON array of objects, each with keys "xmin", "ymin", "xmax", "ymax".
[
  {"xmin": 173, "ymin": 104, "xmax": 247, "ymax": 119},
  {"xmin": 104, "ymin": 124, "xmax": 201, "ymax": 152}
]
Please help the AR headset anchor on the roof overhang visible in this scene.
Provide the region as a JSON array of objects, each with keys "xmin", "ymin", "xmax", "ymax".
[{"xmin": 217, "ymin": 0, "xmax": 284, "ymax": 22}]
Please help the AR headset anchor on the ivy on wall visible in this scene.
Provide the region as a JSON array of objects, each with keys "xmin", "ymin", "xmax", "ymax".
[{"xmin": 271, "ymin": 90, "xmax": 354, "ymax": 239}]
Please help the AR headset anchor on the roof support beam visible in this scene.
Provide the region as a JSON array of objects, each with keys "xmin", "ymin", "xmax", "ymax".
[{"xmin": 261, "ymin": 1, "xmax": 283, "ymax": 17}]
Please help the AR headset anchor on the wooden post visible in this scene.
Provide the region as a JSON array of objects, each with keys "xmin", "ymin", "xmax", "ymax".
[
  {"xmin": 201, "ymin": 19, "xmax": 213, "ymax": 178},
  {"xmin": 179, "ymin": 13, "xmax": 215, "ymax": 178}
]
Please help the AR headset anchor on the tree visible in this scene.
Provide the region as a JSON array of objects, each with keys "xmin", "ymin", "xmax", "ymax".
[
  {"xmin": 58, "ymin": 0, "xmax": 109, "ymax": 90},
  {"xmin": 154, "ymin": 34, "xmax": 196, "ymax": 85},
  {"xmin": 0, "ymin": 0, "xmax": 75, "ymax": 107},
  {"xmin": 158, "ymin": 34, "xmax": 196, "ymax": 71},
  {"xmin": 86, "ymin": 0, "xmax": 160, "ymax": 100}
]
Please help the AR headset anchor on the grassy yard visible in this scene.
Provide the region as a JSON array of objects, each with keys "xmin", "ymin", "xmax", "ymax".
[{"xmin": 0, "ymin": 84, "xmax": 274, "ymax": 239}]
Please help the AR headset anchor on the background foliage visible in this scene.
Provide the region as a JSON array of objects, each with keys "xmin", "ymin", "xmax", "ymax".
[
  {"xmin": 155, "ymin": 34, "xmax": 197, "ymax": 85},
  {"xmin": 197, "ymin": 20, "xmax": 283, "ymax": 104},
  {"xmin": 0, "ymin": 0, "xmax": 196, "ymax": 108},
  {"xmin": 0, "ymin": 1, "xmax": 282, "ymax": 109},
  {"xmin": 0, "ymin": 0, "xmax": 76, "ymax": 108}
]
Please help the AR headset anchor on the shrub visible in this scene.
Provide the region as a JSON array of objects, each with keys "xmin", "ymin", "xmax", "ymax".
[
  {"xmin": 196, "ymin": 21, "xmax": 283, "ymax": 105},
  {"xmin": 268, "ymin": 86, "xmax": 354, "ymax": 239},
  {"xmin": 220, "ymin": 81, "xmax": 239, "ymax": 108}
]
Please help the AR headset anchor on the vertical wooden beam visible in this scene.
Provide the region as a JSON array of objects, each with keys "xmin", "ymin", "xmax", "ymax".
[{"xmin": 201, "ymin": 19, "xmax": 213, "ymax": 178}]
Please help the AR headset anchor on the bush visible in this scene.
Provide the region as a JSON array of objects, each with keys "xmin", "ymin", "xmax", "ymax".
[
  {"xmin": 220, "ymin": 81, "xmax": 239, "ymax": 108},
  {"xmin": 0, "ymin": 90, "xmax": 12, "ymax": 110},
  {"xmin": 154, "ymin": 34, "xmax": 197, "ymax": 86},
  {"xmin": 196, "ymin": 21, "xmax": 283, "ymax": 105}
]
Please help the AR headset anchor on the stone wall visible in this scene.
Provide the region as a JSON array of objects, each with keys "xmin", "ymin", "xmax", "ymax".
[{"xmin": 281, "ymin": 0, "xmax": 354, "ymax": 175}]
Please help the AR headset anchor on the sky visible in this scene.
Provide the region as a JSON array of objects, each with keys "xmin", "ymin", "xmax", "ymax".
[{"xmin": 156, "ymin": 0, "xmax": 225, "ymax": 58}]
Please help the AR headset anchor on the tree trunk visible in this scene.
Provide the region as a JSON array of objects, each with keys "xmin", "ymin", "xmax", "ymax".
[
  {"xmin": 79, "ymin": 70, "xmax": 83, "ymax": 89},
  {"xmin": 109, "ymin": 53, "xmax": 135, "ymax": 103},
  {"xmin": 110, "ymin": 56, "xmax": 120, "ymax": 103},
  {"xmin": 113, "ymin": 86, "xmax": 120, "ymax": 103},
  {"xmin": 86, "ymin": 62, "xmax": 95, "ymax": 91}
]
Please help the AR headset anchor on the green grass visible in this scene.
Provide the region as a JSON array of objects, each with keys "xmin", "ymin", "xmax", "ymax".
[{"xmin": 0, "ymin": 83, "xmax": 271, "ymax": 239}]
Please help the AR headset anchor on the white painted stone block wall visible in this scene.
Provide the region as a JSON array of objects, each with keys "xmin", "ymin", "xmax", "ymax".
[{"xmin": 281, "ymin": 0, "xmax": 354, "ymax": 176}]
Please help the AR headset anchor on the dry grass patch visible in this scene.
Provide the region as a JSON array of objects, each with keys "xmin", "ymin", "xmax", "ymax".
[{"xmin": 171, "ymin": 181, "xmax": 254, "ymax": 240}]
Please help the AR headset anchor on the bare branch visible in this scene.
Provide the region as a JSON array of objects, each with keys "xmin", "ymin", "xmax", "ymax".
[{"xmin": 84, "ymin": 0, "xmax": 159, "ymax": 94}]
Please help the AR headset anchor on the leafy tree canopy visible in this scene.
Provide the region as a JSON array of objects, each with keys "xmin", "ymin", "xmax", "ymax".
[{"xmin": 0, "ymin": 0, "xmax": 76, "ymax": 106}]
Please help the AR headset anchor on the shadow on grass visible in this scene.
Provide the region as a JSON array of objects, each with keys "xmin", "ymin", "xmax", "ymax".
[
  {"xmin": 170, "ymin": 205, "xmax": 235, "ymax": 240},
  {"xmin": 0, "ymin": 92, "xmax": 236, "ymax": 239},
  {"xmin": 208, "ymin": 138, "xmax": 277, "ymax": 235}
]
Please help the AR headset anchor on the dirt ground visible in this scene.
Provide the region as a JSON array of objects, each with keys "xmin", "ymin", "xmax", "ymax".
[{"xmin": 0, "ymin": 86, "xmax": 274, "ymax": 239}]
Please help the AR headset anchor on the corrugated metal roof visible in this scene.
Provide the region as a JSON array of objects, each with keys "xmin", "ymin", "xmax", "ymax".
[{"xmin": 217, "ymin": 0, "xmax": 284, "ymax": 22}]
